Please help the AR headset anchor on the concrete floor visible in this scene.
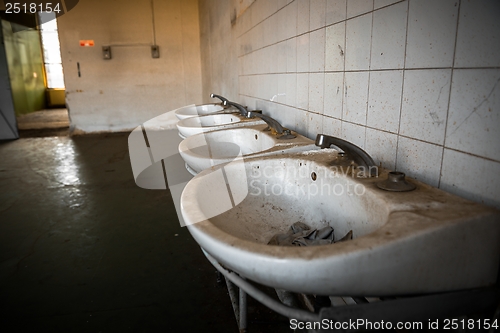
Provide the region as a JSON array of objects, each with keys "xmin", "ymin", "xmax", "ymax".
[
  {"xmin": 0, "ymin": 132, "xmax": 290, "ymax": 332},
  {"xmin": 16, "ymin": 109, "xmax": 70, "ymax": 130}
]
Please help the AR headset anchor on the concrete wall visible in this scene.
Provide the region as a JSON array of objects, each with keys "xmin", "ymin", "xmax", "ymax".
[
  {"xmin": 58, "ymin": 0, "xmax": 203, "ymax": 133},
  {"xmin": 198, "ymin": 0, "xmax": 242, "ymax": 103},
  {"xmin": 199, "ymin": 0, "xmax": 500, "ymax": 209}
]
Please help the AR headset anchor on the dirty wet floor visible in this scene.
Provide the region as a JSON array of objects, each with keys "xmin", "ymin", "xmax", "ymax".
[{"xmin": 0, "ymin": 133, "xmax": 290, "ymax": 333}]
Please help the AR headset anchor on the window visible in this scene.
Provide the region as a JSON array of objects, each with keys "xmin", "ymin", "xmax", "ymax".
[{"xmin": 38, "ymin": 12, "xmax": 65, "ymax": 89}]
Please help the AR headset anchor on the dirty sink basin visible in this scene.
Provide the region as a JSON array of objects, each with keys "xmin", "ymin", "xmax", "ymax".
[
  {"xmin": 174, "ymin": 103, "xmax": 227, "ymax": 120},
  {"xmin": 180, "ymin": 151, "xmax": 500, "ymax": 296},
  {"xmin": 178, "ymin": 124, "xmax": 317, "ymax": 175},
  {"xmin": 176, "ymin": 113, "xmax": 265, "ymax": 138}
]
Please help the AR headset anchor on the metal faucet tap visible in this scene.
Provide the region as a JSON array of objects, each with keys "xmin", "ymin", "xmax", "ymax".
[
  {"xmin": 210, "ymin": 93, "xmax": 230, "ymax": 104},
  {"xmin": 247, "ymin": 111, "xmax": 296, "ymax": 139},
  {"xmin": 222, "ymin": 100, "xmax": 250, "ymax": 117},
  {"xmin": 315, "ymin": 134, "xmax": 377, "ymax": 177}
]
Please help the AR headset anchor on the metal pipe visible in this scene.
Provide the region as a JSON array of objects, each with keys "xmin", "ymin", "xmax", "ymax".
[
  {"xmin": 225, "ymin": 278, "xmax": 242, "ymax": 329},
  {"xmin": 203, "ymin": 250, "xmax": 320, "ymax": 322},
  {"xmin": 239, "ymin": 279, "xmax": 247, "ymax": 332}
]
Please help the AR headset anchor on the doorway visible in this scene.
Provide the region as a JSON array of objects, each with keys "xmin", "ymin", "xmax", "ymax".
[{"xmin": 1, "ymin": 11, "xmax": 69, "ymax": 137}]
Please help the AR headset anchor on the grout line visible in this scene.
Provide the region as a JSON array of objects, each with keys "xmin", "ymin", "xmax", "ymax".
[
  {"xmin": 394, "ymin": 0, "xmax": 410, "ymax": 172},
  {"xmin": 364, "ymin": 1, "xmax": 375, "ymax": 150},
  {"xmin": 241, "ymin": 92, "xmax": 500, "ymax": 164},
  {"xmin": 340, "ymin": 0, "xmax": 348, "ymax": 138},
  {"xmin": 438, "ymin": 0, "xmax": 462, "ymax": 188},
  {"xmin": 238, "ymin": 66, "xmax": 500, "ymax": 76}
]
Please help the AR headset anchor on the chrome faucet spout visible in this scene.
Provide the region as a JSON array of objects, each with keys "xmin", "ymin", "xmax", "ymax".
[
  {"xmin": 315, "ymin": 134, "xmax": 377, "ymax": 177},
  {"xmin": 210, "ymin": 93, "xmax": 230, "ymax": 104},
  {"xmin": 247, "ymin": 111, "xmax": 296, "ymax": 139},
  {"xmin": 222, "ymin": 100, "xmax": 249, "ymax": 117}
]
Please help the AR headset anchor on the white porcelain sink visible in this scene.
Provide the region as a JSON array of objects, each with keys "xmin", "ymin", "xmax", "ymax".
[
  {"xmin": 181, "ymin": 151, "xmax": 500, "ymax": 296},
  {"xmin": 178, "ymin": 124, "xmax": 317, "ymax": 175},
  {"xmin": 176, "ymin": 113, "xmax": 264, "ymax": 138},
  {"xmin": 174, "ymin": 103, "xmax": 227, "ymax": 120}
]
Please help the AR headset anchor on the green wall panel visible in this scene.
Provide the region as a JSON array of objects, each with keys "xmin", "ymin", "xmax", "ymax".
[{"xmin": 2, "ymin": 19, "xmax": 46, "ymax": 116}]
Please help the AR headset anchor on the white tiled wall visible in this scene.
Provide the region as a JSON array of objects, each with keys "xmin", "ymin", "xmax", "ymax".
[{"xmin": 203, "ymin": 0, "xmax": 500, "ymax": 209}]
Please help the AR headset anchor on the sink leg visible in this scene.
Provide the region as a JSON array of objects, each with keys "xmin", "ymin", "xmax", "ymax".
[
  {"xmin": 224, "ymin": 272, "xmax": 247, "ymax": 332},
  {"xmin": 239, "ymin": 279, "xmax": 247, "ymax": 333},
  {"xmin": 216, "ymin": 270, "xmax": 224, "ymax": 285}
]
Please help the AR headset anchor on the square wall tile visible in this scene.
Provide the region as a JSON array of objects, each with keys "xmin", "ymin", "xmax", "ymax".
[
  {"xmin": 309, "ymin": 28, "xmax": 326, "ymax": 72},
  {"xmin": 396, "ymin": 136, "xmax": 443, "ymax": 187},
  {"xmin": 342, "ymin": 121, "xmax": 366, "ymax": 149},
  {"xmin": 370, "ymin": 1, "xmax": 407, "ymax": 70},
  {"xmin": 308, "ymin": 112, "xmax": 324, "ymax": 139},
  {"xmin": 297, "ymin": 0, "xmax": 310, "ymax": 34},
  {"xmin": 326, "ymin": 0, "xmax": 346, "ymax": 25},
  {"xmin": 285, "ymin": 1, "xmax": 298, "ymax": 39},
  {"xmin": 255, "ymin": 74, "xmax": 264, "ymax": 98},
  {"xmin": 269, "ymin": 44, "xmax": 279, "ymax": 73},
  {"xmin": 280, "ymin": 105, "xmax": 298, "ymax": 130},
  {"xmin": 259, "ymin": 47, "xmax": 271, "ymax": 74},
  {"xmin": 251, "ymin": 1, "xmax": 265, "ymax": 27},
  {"xmin": 252, "ymin": 24, "xmax": 262, "ymax": 51},
  {"xmin": 295, "ymin": 107, "xmax": 310, "ymax": 136},
  {"xmin": 247, "ymin": 75, "xmax": 257, "ymax": 97},
  {"xmin": 347, "ymin": 0, "xmax": 373, "ymax": 19},
  {"xmin": 310, "ymin": 0, "xmax": 326, "ymax": 30},
  {"xmin": 243, "ymin": 48, "xmax": 252, "ymax": 74},
  {"xmin": 238, "ymin": 54, "xmax": 245, "ymax": 76},
  {"xmin": 296, "ymin": 73, "xmax": 310, "ymax": 109},
  {"xmin": 325, "ymin": 22, "xmax": 346, "ymax": 72},
  {"xmin": 277, "ymin": 74, "xmax": 287, "ymax": 103},
  {"xmin": 287, "ymin": 38, "xmax": 297, "ymax": 72},
  {"xmin": 286, "ymin": 73, "xmax": 297, "ymax": 107},
  {"xmin": 277, "ymin": 0, "xmax": 288, "ymax": 11},
  {"xmin": 323, "ymin": 116, "xmax": 342, "ymax": 137},
  {"xmin": 239, "ymin": 75, "xmax": 248, "ymax": 93},
  {"xmin": 455, "ymin": 0, "xmax": 500, "ymax": 68},
  {"xmin": 275, "ymin": 42, "xmax": 287, "ymax": 73},
  {"xmin": 269, "ymin": 74, "xmax": 280, "ymax": 101},
  {"xmin": 260, "ymin": 74, "xmax": 272, "ymax": 101},
  {"xmin": 262, "ymin": 18, "xmax": 274, "ymax": 47},
  {"xmin": 343, "ymin": 71, "xmax": 369, "ymax": 125},
  {"xmin": 275, "ymin": 8, "xmax": 287, "ymax": 43},
  {"xmin": 440, "ymin": 148, "xmax": 500, "ymax": 209},
  {"xmin": 365, "ymin": 128, "xmax": 398, "ymax": 170},
  {"xmin": 374, "ymin": 0, "xmax": 402, "ymax": 10},
  {"xmin": 367, "ymin": 70, "xmax": 403, "ymax": 133},
  {"xmin": 309, "ymin": 73, "xmax": 325, "ymax": 113},
  {"xmin": 400, "ymin": 69, "xmax": 451, "ymax": 145},
  {"xmin": 345, "ymin": 13, "xmax": 372, "ymax": 70},
  {"xmin": 324, "ymin": 73, "xmax": 344, "ymax": 119},
  {"xmin": 297, "ymin": 33, "xmax": 310, "ymax": 72},
  {"xmin": 240, "ymin": 95, "xmax": 256, "ymax": 110},
  {"xmin": 263, "ymin": 1, "xmax": 277, "ymax": 19},
  {"xmin": 406, "ymin": 0, "xmax": 458, "ymax": 69},
  {"xmin": 256, "ymin": 98, "xmax": 270, "ymax": 111},
  {"xmin": 446, "ymin": 69, "xmax": 500, "ymax": 162}
]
